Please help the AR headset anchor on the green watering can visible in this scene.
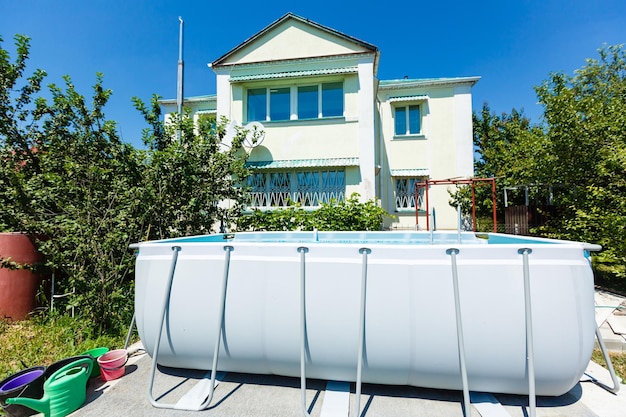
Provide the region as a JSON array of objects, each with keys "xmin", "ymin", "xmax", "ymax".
[{"xmin": 6, "ymin": 357, "xmax": 92, "ymax": 417}]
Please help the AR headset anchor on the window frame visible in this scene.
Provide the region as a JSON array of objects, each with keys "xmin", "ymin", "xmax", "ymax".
[
  {"xmin": 246, "ymin": 81, "xmax": 344, "ymax": 123},
  {"xmin": 247, "ymin": 88, "xmax": 267, "ymax": 122},
  {"xmin": 393, "ymin": 103, "xmax": 423, "ymax": 137},
  {"xmin": 393, "ymin": 176, "xmax": 427, "ymax": 212},
  {"xmin": 246, "ymin": 169, "xmax": 346, "ymax": 208}
]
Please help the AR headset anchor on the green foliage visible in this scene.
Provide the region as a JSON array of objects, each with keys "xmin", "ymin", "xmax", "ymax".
[
  {"xmin": 457, "ymin": 44, "xmax": 626, "ymax": 278},
  {"xmin": 534, "ymin": 44, "xmax": 626, "ymax": 275},
  {"xmin": 0, "ymin": 35, "xmax": 253, "ymax": 334},
  {"xmin": 0, "ymin": 69, "xmax": 146, "ymax": 334},
  {"xmin": 133, "ymin": 98, "xmax": 253, "ymax": 239},
  {"xmin": 449, "ymin": 105, "xmax": 548, "ymax": 228},
  {"xmin": 237, "ymin": 193, "xmax": 390, "ymax": 232},
  {"xmin": 0, "ymin": 35, "xmax": 47, "ymax": 232}
]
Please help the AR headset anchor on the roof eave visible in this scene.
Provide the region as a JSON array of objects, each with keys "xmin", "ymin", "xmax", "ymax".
[
  {"xmin": 158, "ymin": 95, "xmax": 216, "ymax": 106},
  {"xmin": 379, "ymin": 76, "xmax": 481, "ymax": 90}
]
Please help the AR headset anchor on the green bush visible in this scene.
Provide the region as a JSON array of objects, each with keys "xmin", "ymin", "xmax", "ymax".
[{"xmin": 237, "ymin": 193, "xmax": 392, "ymax": 232}]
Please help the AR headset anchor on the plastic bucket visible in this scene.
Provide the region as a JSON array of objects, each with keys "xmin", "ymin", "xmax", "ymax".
[
  {"xmin": 97, "ymin": 349, "xmax": 127, "ymax": 381},
  {"xmin": 81, "ymin": 347, "xmax": 109, "ymax": 379},
  {"xmin": 0, "ymin": 366, "xmax": 46, "ymax": 417}
]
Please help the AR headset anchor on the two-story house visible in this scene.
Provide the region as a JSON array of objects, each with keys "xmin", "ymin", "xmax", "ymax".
[{"xmin": 160, "ymin": 13, "xmax": 479, "ymax": 230}]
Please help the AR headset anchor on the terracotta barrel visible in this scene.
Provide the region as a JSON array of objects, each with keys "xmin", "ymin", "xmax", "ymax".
[{"xmin": 0, "ymin": 233, "xmax": 44, "ymax": 321}]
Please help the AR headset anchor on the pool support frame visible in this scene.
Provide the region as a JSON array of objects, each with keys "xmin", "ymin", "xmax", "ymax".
[{"xmin": 129, "ymin": 236, "xmax": 619, "ymax": 416}]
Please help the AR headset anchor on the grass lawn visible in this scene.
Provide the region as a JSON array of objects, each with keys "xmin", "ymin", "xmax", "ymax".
[
  {"xmin": 1, "ymin": 315, "xmax": 624, "ymax": 386},
  {"xmin": 591, "ymin": 348, "xmax": 626, "ymax": 384},
  {"xmin": 0, "ymin": 314, "xmax": 132, "ymax": 381}
]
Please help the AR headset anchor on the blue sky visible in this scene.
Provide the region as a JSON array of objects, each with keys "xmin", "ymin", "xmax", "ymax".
[{"xmin": 2, "ymin": 0, "xmax": 624, "ymax": 148}]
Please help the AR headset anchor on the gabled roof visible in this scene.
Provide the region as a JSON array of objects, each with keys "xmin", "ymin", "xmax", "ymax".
[{"xmin": 210, "ymin": 12, "xmax": 378, "ymax": 68}]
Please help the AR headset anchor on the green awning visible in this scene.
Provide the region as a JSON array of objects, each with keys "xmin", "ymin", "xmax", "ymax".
[
  {"xmin": 247, "ymin": 157, "xmax": 359, "ymax": 170},
  {"xmin": 230, "ymin": 67, "xmax": 357, "ymax": 82},
  {"xmin": 388, "ymin": 95, "xmax": 429, "ymax": 103},
  {"xmin": 390, "ymin": 168, "xmax": 429, "ymax": 177}
]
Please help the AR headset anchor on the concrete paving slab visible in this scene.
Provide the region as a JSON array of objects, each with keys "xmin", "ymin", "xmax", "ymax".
[
  {"xmin": 598, "ymin": 324, "xmax": 626, "ymax": 352},
  {"xmin": 594, "ymin": 290, "xmax": 624, "ymax": 327},
  {"xmin": 578, "ymin": 361, "xmax": 626, "ymax": 417},
  {"xmin": 608, "ymin": 315, "xmax": 626, "ymax": 335}
]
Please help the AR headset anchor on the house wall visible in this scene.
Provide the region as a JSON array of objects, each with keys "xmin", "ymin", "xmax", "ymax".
[
  {"xmin": 229, "ymin": 75, "xmax": 359, "ymax": 162},
  {"xmin": 377, "ymin": 82, "xmax": 474, "ymax": 230},
  {"xmin": 216, "ymin": 57, "xmax": 378, "ymax": 201},
  {"xmin": 224, "ymin": 19, "xmax": 370, "ymax": 65},
  {"xmin": 161, "ymin": 14, "xmax": 478, "ymax": 231}
]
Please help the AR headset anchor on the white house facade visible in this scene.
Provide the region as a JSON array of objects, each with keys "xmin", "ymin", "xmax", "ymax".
[{"xmin": 160, "ymin": 13, "xmax": 479, "ymax": 230}]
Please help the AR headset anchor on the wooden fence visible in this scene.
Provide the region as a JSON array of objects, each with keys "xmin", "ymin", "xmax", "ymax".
[{"xmin": 504, "ymin": 205, "xmax": 555, "ymax": 235}]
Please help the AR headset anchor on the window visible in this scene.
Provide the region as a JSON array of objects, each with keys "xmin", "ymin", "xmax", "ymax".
[
  {"xmin": 247, "ymin": 170, "xmax": 346, "ymax": 208},
  {"xmin": 298, "ymin": 85, "xmax": 318, "ymax": 119},
  {"xmin": 248, "ymin": 173, "xmax": 268, "ymax": 206},
  {"xmin": 395, "ymin": 177, "xmax": 426, "ymax": 210},
  {"xmin": 322, "ymin": 82, "xmax": 343, "ymax": 117},
  {"xmin": 247, "ymin": 82, "xmax": 343, "ymax": 122},
  {"xmin": 394, "ymin": 104, "xmax": 421, "ymax": 136},
  {"xmin": 247, "ymin": 88, "xmax": 266, "ymax": 122},
  {"xmin": 270, "ymin": 87, "xmax": 290, "ymax": 121}
]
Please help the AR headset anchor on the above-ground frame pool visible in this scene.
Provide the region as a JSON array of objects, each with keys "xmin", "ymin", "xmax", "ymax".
[{"xmin": 132, "ymin": 231, "xmax": 600, "ymax": 403}]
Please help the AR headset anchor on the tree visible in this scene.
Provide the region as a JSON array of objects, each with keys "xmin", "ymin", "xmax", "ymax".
[
  {"xmin": 535, "ymin": 44, "xmax": 626, "ymax": 275},
  {"xmin": 133, "ymin": 97, "xmax": 254, "ymax": 238},
  {"xmin": 0, "ymin": 35, "xmax": 254, "ymax": 333},
  {"xmin": 463, "ymin": 45, "xmax": 625, "ymax": 278},
  {"xmin": 0, "ymin": 35, "xmax": 47, "ymax": 231},
  {"xmin": 1, "ymin": 43, "xmax": 148, "ymax": 331},
  {"xmin": 450, "ymin": 105, "xmax": 547, "ymax": 230}
]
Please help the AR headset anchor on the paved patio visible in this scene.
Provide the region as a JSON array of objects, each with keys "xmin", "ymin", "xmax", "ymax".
[
  {"xmin": 64, "ymin": 290, "xmax": 626, "ymax": 416},
  {"xmin": 67, "ymin": 348, "xmax": 624, "ymax": 417}
]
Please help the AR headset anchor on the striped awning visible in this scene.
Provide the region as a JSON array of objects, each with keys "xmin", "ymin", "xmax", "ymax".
[
  {"xmin": 230, "ymin": 66, "xmax": 357, "ymax": 82},
  {"xmin": 390, "ymin": 168, "xmax": 429, "ymax": 177},
  {"xmin": 388, "ymin": 95, "xmax": 429, "ymax": 103},
  {"xmin": 247, "ymin": 157, "xmax": 359, "ymax": 170}
]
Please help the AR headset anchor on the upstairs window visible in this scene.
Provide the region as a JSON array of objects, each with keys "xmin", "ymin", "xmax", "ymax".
[
  {"xmin": 247, "ymin": 88, "xmax": 267, "ymax": 122},
  {"xmin": 247, "ymin": 82, "xmax": 344, "ymax": 122},
  {"xmin": 394, "ymin": 104, "xmax": 421, "ymax": 136},
  {"xmin": 297, "ymin": 85, "xmax": 319, "ymax": 119},
  {"xmin": 321, "ymin": 82, "xmax": 343, "ymax": 117},
  {"xmin": 270, "ymin": 87, "xmax": 290, "ymax": 121}
]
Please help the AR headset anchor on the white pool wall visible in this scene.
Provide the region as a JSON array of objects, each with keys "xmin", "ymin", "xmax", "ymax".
[{"xmin": 133, "ymin": 231, "xmax": 597, "ymax": 396}]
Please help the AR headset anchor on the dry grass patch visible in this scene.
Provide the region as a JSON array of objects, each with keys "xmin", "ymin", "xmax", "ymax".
[{"xmin": 591, "ymin": 348, "xmax": 626, "ymax": 384}]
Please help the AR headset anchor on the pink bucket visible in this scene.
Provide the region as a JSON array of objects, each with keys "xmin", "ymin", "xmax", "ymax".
[{"xmin": 96, "ymin": 349, "xmax": 127, "ymax": 381}]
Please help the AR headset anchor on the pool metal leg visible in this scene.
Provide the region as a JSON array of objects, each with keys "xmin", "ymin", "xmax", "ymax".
[
  {"xmin": 594, "ymin": 325, "xmax": 621, "ymax": 394},
  {"xmin": 447, "ymin": 248, "xmax": 472, "ymax": 417},
  {"xmin": 124, "ymin": 312, "xmax": 136, "ymax": 351},
  {"xmin": 519, "ymin": 248, "xmax": 537, "ymax": 417},
  {"xmin": 299, "ymin": 247, "xmax": 371, "ymax": 417},
  {"xmin": 147, "ymin": 245, "xmax": 233, "ymax": 411},
  {"xmin": 298, "ymin": 247, "xmax": 312, "ymax": 417},
  {"xmin": 354, "ymin": 248, "xmax": 371, "ymax": 417}
]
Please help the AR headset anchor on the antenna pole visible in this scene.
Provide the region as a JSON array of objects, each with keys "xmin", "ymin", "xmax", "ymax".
[{"xmin": 177, "ymin": 17, "xmax": 184, "ymax": 141}]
